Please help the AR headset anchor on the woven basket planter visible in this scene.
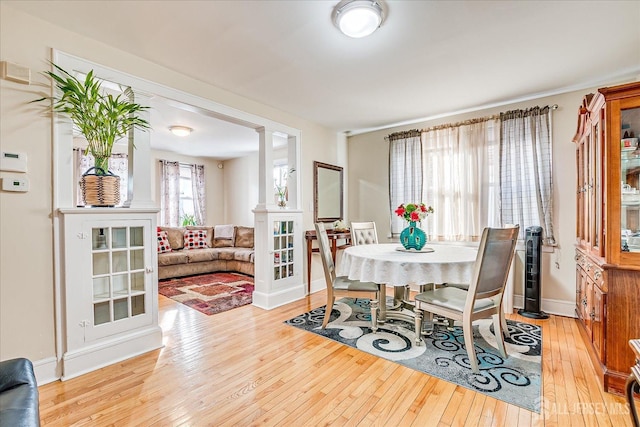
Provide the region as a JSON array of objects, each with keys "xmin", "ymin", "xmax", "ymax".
[{"xmin": 80, "ymin": 167, "xmax": 120, "ymax": 207}]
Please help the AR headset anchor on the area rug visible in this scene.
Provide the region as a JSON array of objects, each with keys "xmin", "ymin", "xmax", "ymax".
[
  {"xmin": 159, "ymin": 272, "xmax": 254, "ymax": 315},
  {"xmin": 284, "ymin": 298, "xmax": 542, "ymax": 412}
]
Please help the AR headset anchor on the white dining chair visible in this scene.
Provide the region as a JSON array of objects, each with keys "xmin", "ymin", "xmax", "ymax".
[
  {"xmin": 315, "ymin": 222, "xmax": 380, "ymax": 332},
  {"xmin": 350, "ymin": 221, "xmax": 379, "ymax": 246},
  {"xmin": 413, "ymin": 226, "xmax": 519, "ymax": 373}
]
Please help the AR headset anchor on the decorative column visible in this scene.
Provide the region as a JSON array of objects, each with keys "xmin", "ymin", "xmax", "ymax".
[
  {"xmin": 124, "ymin": 90, "xmax": 155, "ymax": 209},
  {"xmin": 253, "ymin": 128, "xmax": 305, "ymax": 308}
]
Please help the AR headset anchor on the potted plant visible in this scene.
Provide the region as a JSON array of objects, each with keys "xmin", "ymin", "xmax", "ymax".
[{"xmin": 35, "ymin": 62, "xmax": 150, "ymax": 206}]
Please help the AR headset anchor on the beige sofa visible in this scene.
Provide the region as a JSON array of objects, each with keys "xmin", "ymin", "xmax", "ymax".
[{"xmin": 157, "ymin": 225, "xmax": 254, "ymax": 280}]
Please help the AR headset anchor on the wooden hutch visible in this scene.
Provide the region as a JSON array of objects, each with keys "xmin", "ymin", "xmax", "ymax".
[{"xmin": 573, "ymin": 81, "xmax": 640, "ymax": 394}]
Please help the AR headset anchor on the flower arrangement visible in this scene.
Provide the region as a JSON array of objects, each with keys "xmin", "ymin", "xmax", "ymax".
[{"xmin": 395, "ymin": 203, "xmax": 434, "ymax": 223}]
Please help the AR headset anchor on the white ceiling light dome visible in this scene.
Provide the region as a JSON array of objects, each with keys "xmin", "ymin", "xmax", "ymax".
[
  {"xmin": 169, "ymin": 126, "xmax": 192, "ymax": 137},
  {"xmin": 333, "ymin": 0, "xmax": 385, "ymax": 38}
]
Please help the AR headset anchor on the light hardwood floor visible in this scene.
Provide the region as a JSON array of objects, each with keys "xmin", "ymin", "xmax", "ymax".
[{"xmin": 38, "ymin": 289, "xmax": 635, "ymax": 426}]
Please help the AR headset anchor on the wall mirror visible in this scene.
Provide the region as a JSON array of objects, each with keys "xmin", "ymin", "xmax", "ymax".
[{"xmin": 314, "ymin": 161, "xmax": 343, "ymax": 223}]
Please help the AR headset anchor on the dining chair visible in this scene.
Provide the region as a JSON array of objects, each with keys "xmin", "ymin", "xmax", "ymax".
[
  {"xmin": 350, "ymin": 221, "xmax": 379, "ymax": 246},
  {"xmin": 315, "ymin": 222, "xmax": 380, "ymax": 332},
  {"xmin": 413, "ymin": 226, "xmax": 519, "ymax": 373}
]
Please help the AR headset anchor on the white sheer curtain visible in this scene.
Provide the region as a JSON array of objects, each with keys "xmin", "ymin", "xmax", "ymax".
[
  {"xmin": 159, "ymin": 160, "xmax": 181, "ymax": 226},
  {"xmin": 73, "ymin": 149, "xmax": 128, "ymax": 207},
  {"xmin": 422, "ymin": 119, "xmax": 501, "ymax": 241},
  {"xmin": 190, "ymin": 164, "xmax": 206, "ymax": 226},
  {"xmin": 389, "ymin": 131, "xmax": 423, "ymax": 236},
  {"xmin": 500, "ymin": 106, "xmax": 555, "ymax": 244}
]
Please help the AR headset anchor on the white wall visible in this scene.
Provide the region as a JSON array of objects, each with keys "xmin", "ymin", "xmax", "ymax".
[
  {"xmin": 0, "ymin": 3, "xmax": 341, "ymax": 368},
  {"xmin": 223, "ymin": 153, "xmax": 259, "ymax": 227},
  {"xmin": 347, "ymin": 86, "xmax": 636, "ymax": 316}
]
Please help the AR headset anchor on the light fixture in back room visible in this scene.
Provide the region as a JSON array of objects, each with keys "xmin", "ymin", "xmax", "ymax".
[
  {"xmin": 169, "ymin": 126, "xmax": 192, "ymax": 137},
  {"xmin": 333, "ymin": 0, "xmax": 385, "ymax": 38}
]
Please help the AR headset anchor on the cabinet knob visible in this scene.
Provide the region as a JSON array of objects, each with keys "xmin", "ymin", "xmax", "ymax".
[{"xmin": 594, "ymin": 271, "xmax": 602, "ymax": 280}]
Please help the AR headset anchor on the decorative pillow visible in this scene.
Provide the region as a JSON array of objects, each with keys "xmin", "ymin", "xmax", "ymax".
[
  {"xmin": 235, "ymin": 226, "xmax": 254, "ymax": 248},
  {"xmin": 183, "ymin": 229, "xmax": 208, "ymax": 250},
  {"xmin": 159, "ymin": 227, "xmax": 186, "ymax": 250},
  {"xmin": 186, "ymin": 226, "xmax": 214, "ymax": 247},
  {"xmin": 157, "ymin": 230, "xmax": 172, "ymax": 254}
]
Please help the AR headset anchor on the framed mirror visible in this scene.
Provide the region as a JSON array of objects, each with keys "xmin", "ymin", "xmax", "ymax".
[{"xmin": 314, "ymin": 161, "xmax": 344, "ymax": 223}]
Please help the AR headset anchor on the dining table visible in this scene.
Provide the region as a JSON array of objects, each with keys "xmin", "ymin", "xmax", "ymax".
[{"xmin": 337, "ymin": 243, "xmax": 478, "ymax": 323}]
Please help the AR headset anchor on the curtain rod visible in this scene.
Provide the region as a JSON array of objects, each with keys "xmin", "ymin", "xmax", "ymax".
[{"xmin": 387, "ymin": 104, "xmax": 560, "ymax": 139}]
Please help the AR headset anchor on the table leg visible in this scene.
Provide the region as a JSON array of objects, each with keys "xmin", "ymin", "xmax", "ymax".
[
  {"xmin": 378, "ymin": 285, "xmax": 387, "ymax": 323},
  {"xmin": 307, "ymin": 239, "xmax": 312, "ymax": 295},
  {"xmin": 331, "ymin": 239, "xmax": 337, "ymax": 264}
]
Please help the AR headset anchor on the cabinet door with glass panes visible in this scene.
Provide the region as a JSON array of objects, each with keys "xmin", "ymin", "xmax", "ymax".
[
  {"xmin": 272, "ymin": 219, "xmax": 296, "ymax": 285},
  {"xmin": 86, "ymin": 220, "xmax": 153, "ymax": 342},
  {"xmin": 620, "ymin": 104, "xmax": 640, "ymax": 256}
]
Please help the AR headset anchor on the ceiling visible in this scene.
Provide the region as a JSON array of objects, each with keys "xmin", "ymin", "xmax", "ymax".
[{"xmin": 7, "ymin": 1, "xmax": 640, "ymax": 158}]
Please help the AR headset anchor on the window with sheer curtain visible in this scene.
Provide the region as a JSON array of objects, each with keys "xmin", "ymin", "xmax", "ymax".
[
  {"xmin": 159, "ymin": 160, "xmax": 206, "ymax": 226},
  {"xmin": 388, "ymin": 131, "xmax": 423, "ymax": 235},
  {"xmin": 388, "ymin": 106, "xmax": 555, "ymax": 244}
]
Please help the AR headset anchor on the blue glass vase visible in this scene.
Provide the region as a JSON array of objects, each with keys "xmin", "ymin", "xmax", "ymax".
[{"xmin": 400, "ymin": 221, "xmax": 427, "ymax": 250}]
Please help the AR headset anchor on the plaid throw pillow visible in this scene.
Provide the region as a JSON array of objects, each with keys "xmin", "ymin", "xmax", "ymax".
[
  {"xmin": 184, "ymin": 229, "xmax": 208, "ymax": 249},
  {"xmin": 157, "ymin": 230, "xmax": 172, "ymax": 253}
]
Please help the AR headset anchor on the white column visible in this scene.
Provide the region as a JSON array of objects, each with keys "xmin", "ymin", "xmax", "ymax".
[
  {"xmin": 124, "ymin": 91, "xmax": 155, "ymax": 209},
  {"xmin": 287, "ymin": 134, "xmax": 299, "ymax": 210},
  {"xmin": 255, "ymin": 126, "xmax": 275, "ymax": 210}
]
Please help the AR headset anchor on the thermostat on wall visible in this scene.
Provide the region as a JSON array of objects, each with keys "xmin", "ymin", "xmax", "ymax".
[
  {"xmin": 2, "ymin": 175, "xmax": 29, "ymax": 192},
  {"xmin": 0, "ymin": 151, "xmax": 27, "ymax": 172}
]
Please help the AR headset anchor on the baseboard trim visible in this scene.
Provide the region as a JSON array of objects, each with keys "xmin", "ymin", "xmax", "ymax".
[
  {"xmin": 33, "ymin": 356, "xmax": 60, "ymax": 385},
  {"xmin": 252, "ymin": 285, "xmax": 306, "ymax": 310},
  {"xmin": 61, "ymin": 326, "xmax": 163, "ymax": 381},
  {"xmin": 513, "ymin": 295, "xmax": 576, "ymax": 318}
]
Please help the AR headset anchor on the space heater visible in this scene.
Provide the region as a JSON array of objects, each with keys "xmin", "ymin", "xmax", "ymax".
[{"xmin": 518, "ymin": 226, "xmax": 549, "ymax": 319}]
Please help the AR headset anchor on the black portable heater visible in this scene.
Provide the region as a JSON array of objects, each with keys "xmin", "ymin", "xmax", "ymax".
[{"xmin": 518, "ymin": 226, "xmax": 549, "ymax": 319}]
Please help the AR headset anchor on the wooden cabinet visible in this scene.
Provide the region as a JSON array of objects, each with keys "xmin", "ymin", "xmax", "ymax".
[{"xmin": 573, "ymin": 82, "xmax": 640, "ymax": 394}]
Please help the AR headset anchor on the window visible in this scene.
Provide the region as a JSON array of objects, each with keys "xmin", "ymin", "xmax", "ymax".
[
  {"xmin": 389, "ymin": 106, "xmax": 554, "ymax": 244},
  {"xmin": 179, "ymin": 164, "xmax": 195, "ymax": 222},
  {"xmin": 160, "ymin": 160, "xmax": 205, "ymax": 226}
]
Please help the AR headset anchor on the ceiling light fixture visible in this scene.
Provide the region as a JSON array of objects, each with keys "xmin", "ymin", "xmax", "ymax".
[
  {"xmin": 333, "ymin": 0, "xmax": 384, "ymax": 38},
  {"xmin": 169, "ymin": 126, "xmax": 192, "ymax": 137}
]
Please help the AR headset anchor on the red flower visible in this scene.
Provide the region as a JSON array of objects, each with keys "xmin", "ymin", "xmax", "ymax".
[
  {"xmin": 410, "ymin": 211, "xmax": 420, "ymax": 221},
  {"xmin": 394, "ymin": 205, "xmax": 406, "ymax": 217}
]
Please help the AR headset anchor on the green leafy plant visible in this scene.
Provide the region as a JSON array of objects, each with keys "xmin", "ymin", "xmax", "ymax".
[
  {"xmin": 34, "ymin": 62, "xmax": 150, "ymax": 174},
  {"xmin": 181, "ymin": 213, "xmax": 197, "ymax": 226}
]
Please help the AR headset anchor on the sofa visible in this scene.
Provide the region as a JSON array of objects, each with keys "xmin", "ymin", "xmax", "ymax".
[
  {"xmin": 0, "ymin": 358, "xmax": 40, "ymax": 426},
  {"xmin": 157, "ymin": 225, "xmax": 254, "ymax": 280}
]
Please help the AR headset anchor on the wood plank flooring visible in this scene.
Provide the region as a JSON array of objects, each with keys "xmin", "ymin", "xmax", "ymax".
[{"xmin": 38, "ymin": 289, "xmax": 636, "ymax": 426}]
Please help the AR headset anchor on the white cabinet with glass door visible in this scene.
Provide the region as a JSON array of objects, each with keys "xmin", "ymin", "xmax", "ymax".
[{"xmin": 59, "ymin": 208, "xmax": 162, "ymax": 380}]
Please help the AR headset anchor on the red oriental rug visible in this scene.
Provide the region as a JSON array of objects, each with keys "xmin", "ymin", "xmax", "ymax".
[{"xmin": 159, "ymin": 272, "xmax": 254, "ymax": 315}]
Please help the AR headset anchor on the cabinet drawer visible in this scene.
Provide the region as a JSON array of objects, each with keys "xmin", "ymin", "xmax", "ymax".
[{"xmin": 585, "ymin": 262, "xmax": 604, "ymax": 287}]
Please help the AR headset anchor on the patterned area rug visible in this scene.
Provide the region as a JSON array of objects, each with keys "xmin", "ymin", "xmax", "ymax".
[
  {"xmin": 159, "ymin": 272, "xmax": 254, "ymax": 315},
  {"xmin": 285, "ymin": 298, "xmax": 542, "ymax": 412}
]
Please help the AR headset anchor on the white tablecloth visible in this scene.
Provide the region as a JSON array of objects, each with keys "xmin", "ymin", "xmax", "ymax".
[{"xmin": 338, "ymin": 243, "xmax": 478, "ymax": 286}]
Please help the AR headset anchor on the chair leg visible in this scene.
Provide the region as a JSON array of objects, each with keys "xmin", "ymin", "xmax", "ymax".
[
  {"xmin": 413, "ymin": 307, "xmax": 423, "ymax": 346},
  {"xmin": 370, "ymin": 298, "xmax": 378, "ymax": 333},
  {"xmin": 493, "ymin": 313, "xmax": 508, "ymax": 358},
  {"xmin": 463, "ymin": 317, "xmax": 479, "ymax": 373},
  {"xmin": 322, "ymin": 296, "xmax": 335, "ymax": 329},
  {"xmin": 501, "ymin": 312, "xmax": 510, "ymax": 339}
]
